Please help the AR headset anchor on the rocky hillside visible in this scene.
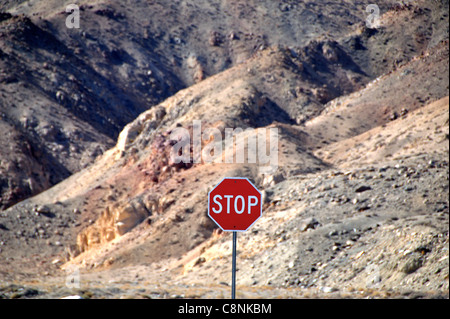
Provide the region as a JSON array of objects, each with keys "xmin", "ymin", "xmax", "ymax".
[
  {"xmin": 0, "ymin": 0, "xmax": 448, "ymax": 298},
  {"xmin": 1, "ymin": 0, "xmax": 448, "ymax": 209}
]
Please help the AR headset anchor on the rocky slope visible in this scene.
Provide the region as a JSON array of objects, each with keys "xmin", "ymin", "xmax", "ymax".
[
  {"xmin": 0, "ymin": 0, "xmax": 448, "ymax": 298},
  {"xmin": 1, "ymin": 0, "xmax": 448, "ymax": 209}
]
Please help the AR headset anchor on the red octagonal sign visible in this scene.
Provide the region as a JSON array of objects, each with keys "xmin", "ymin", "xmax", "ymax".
[{"xmin": 208, "ymin": 177, "xmax": 262, "ymax": 232}]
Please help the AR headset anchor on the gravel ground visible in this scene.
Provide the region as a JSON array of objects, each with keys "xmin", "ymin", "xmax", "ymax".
[{"xmin": 2, "ymin": 153, "xmax": 446, "ymax": 299}]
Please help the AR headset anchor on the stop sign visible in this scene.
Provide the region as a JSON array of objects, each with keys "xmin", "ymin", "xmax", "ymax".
[{"xmin": 208, "ymin": 177, "xmax": 262, "ymax": 232}]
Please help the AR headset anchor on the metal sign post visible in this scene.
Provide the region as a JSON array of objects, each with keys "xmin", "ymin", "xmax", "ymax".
[{"xmin": 231, "ymin": 231, "xmax": 237, "ymax": 299}]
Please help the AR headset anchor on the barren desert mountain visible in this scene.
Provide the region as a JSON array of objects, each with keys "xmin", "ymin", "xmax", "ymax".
[{"xmin": 0, "ymin": 0, "xmax": 448, "ymax": 299}]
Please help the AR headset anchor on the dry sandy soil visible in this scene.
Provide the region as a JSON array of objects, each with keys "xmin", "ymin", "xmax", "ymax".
[{"xmin": 0, "ymin": 0, "xmax": 448, "ymax": 299}]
